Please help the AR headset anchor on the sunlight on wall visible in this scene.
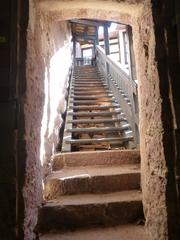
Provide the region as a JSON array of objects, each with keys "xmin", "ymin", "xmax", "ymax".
[
  {"xmin": 40, "ymin": 67, "xmax": 48, "ymax": 165},
  {"xmin": 48, "ymin": 45, "xmax": 72, "ymax": 140},
  {"xmin": 40, "ymin": 44, "xmax": 72, "ymax": 165}
]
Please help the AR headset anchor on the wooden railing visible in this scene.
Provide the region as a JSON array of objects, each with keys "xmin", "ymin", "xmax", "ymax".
[{"xmin": 96, "ymin": 46, "xmax": 139, "ymax": 146}]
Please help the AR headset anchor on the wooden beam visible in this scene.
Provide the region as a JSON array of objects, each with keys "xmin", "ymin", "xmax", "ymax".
[
  {"xmin": 67, "ymin": 118, "xmax": 127, "ymax": 124},
  {"xmin": 74, "ymin": 34, "xmax": 96, "ymax": 40},
  {"xmin": 65, "ymin": 136, "xmax": 133, "ymax": 145},
  {"xmin": 103, "ymin": 24, "xmax": 110, "ymax": 55},
  {"xmin": 70, "ymin": 19, "xmax": 110, "ymax": 27},
  {"xmin": 73, "ymin": 38, "xmax": 76, "ymax": 63},
  {"xmin": 95, "ymin": 26, "xmax": 99, "ymax": 45},
  {"xmin": 66, "ymin": 125, "xmax": 130, "ymax": 133}
]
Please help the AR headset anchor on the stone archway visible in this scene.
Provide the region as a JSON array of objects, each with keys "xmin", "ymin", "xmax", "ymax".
[{"xmin": 21, "ymin": 1, "xmax": 179, "ymax": 239}]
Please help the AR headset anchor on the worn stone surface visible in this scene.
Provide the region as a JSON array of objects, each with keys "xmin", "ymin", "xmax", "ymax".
[
  {"xmin": 38, "ymin": 0, "xmax": 143, "ymax": 25},
  {"xmin": 53, "ymin": 149, "xmax": 140, "ymax": 170},
  {"xmin": 38, "ymin": 190, "xmax": 143, "ymax": 232},
  {"xmin": 44, "ymin": 164, "xmax": 140, "ymax": 198},
  {"xmin": 132, "ymin": 1, "xmax": 179, "ymax": 239},
  {"xmin": 40, "ymin": 225, "xmax": 147, "ymax": 240}
]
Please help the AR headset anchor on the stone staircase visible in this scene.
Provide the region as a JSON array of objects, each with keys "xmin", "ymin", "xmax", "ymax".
[
  {"xmin": 38, "ymin": 150, "xmax": 144, "ymax": 238},
  {"xmin": 62, "ymin": 65, "xmax": 134, "ymax": 152}
]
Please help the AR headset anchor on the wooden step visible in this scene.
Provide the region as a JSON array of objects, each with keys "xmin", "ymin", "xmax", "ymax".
[
  {"xmin": 68, "ymin": 105, "xmax": 119, "ymax": 110},
  {"xmin": 71, "ymin": 90, "xmax": 110, "ymax": 94},
  {"xmin": 70, "ymin": 99, "xmax": 116, "ymax": 104},
  {"xmin": 74, "ymin": 75, "xmax": 99, "ymax": 77},
  {"xmin": 71, "ymin": 86, "xmax": 109, "ymax": 90},
  {"xmin": 72, "ymin": 84, "xmax": 107, "ymax": 87},
  {"xmin": 67, "ymin": 118, "xmax": 127, "ymax": 124},
  {"xmin": 44, "ymin": 164, "xmax": 140, "ymax": 198},
  {"xmin": 70, "ymin": 94, "xmax": 113, "ymax": 99},
  {"xmin": 70, "ymin": 96, "xmax": 113, "ymax": 100},
  {"xmin": 37, "ymin": 190, "xmax": 143, "ymax": 232},
  {"xmin": 67, "ymin": 110, "xmax": 121, "ymax": 116},
  {"xmin": 52, "ymin": 150, "xmax": 140, "ymax": 170},
  {"xmin": 72, "ymin": 80, "xmax": 103, "ymax": 83},
  {"xmin": 65, "ymin": 125, "xmax": 130, "ymax": 133},
  {"xmin": 65, "ymin": 136, "xmax": 133, "ymax": 145}
]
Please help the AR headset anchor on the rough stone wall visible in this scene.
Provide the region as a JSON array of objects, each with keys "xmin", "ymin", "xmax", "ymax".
[
  {"xmin": 132, "ymin": 0, "xmax": 179, "ymax": 239},
  {"xmin": 23, "ymin": 1, "xmax": 72, "ymax": 239}
]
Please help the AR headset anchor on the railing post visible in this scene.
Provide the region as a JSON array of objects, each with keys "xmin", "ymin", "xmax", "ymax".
[
  {"xmin": 103, "ymin": 23, "xmax": 110, "ymax": 55},
  {"xmin": 73, "ymin": 37, "xmax": 76, "ymax": 66},
  {"xmin": 126, "ymin": 25, "xmax": 138, "ymax": 146},
  {"xmin": 95, "ymin": 26, "xmax": 99, "ymax": 46}
]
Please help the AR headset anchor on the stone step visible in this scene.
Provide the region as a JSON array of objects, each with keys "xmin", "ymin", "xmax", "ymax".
[
  {"xmin": 38, "ymin": 190, "xmax": 143, "ymax": 233},
  {"xmin": 44, "ymin": 164, "xmax": 140, "ymax": 199},
  {"xmin": 52, "ymin": 150, "xmax": 140, "ymax": 171},
  {"xmin": 40, "ymin": 224, "xmax": 147, "ymax": 240}
]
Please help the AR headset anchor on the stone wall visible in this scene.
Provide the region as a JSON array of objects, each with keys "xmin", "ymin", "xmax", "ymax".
[
  {"xmin": 133, "ymin": 1, "xmax": 180, "ymax": 239},
  {"xmin": 16, "ymin": 0, "xmax": 180, "ymax": 239},
  {"xmin": 22, "ymin": 1, "xmax": 72, "ymax": 239}
]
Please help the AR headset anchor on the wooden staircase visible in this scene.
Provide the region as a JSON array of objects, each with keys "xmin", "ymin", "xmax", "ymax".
[{"xmin": 62, "ymin": 65, "xmax": 133, "ymax": 152}]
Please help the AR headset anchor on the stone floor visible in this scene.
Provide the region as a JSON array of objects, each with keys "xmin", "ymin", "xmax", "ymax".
[{"xmin": 40, "ymin": 224, "xmax": 147, "ymax": 240}]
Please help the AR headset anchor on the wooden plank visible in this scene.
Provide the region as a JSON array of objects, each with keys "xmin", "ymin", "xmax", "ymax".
[
  {"xmin": 70, "ymin": 95, "xmax": 113, "ymax": 100},
  {"xmin": 68, "ymin": 105, "xmax": 119, "ymax": 110},
  {"xmin": 67, "ymin": 109, "xmax": 122, "ymax": 116},
  {"xmin": 70, "ymin": 99, "xmax": 116, "ymax": 104},
  {"xmin": 104, "ymin": 24, "xmax": 110, "ymax": 55},
  {"xmin": 70, "ymin": 19, "xmax": 108, "ymax": 27},
  {"xmin": 71, "ymin": 90, "xmax": 111, "ymax": 94},
  {"xmin": 67, "ymin": 118, "xmax": 127, "ymax": 124},
  {"xmin": 71, "ymin": 86, "xmax": 109, "ymax": 90},
  {"xmin": 71, "ymin": 93, "xmax": 112, "ymax": 97},
  {"xmin": 72, "ymin": 83, "xmax": 107, "ymax": 87},
  {"xmin": 66, "ymin": 125, "xmax": 130, "ymax": 133},
  {"xmin": 65, "ymin": 136, "xmax": 133, "ymax": 144}
]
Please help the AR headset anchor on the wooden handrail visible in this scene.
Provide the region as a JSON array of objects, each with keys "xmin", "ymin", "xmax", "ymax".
[{"xmin": 96, "ymin": 46, "xmax": 138, "ymax": 146}]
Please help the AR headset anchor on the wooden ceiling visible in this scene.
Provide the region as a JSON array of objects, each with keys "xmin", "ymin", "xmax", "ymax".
[{"xmin": 70, "ymin": 19, "xmax": 111, "ymax": 46}]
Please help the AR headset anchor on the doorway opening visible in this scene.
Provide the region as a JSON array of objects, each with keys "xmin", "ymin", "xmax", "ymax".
[{"xmin": 17, "ymin": 1, "xmax": 179, "ymax": 239}]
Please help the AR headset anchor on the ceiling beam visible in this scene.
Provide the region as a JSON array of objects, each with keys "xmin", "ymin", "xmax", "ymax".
[
  {"xmin": 70, "ymin": 19, "xmax": 111, "ymax": 27},
  {"xmin": 74, "ymin": 34, "xmax": 96, "ymax": 41}
]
